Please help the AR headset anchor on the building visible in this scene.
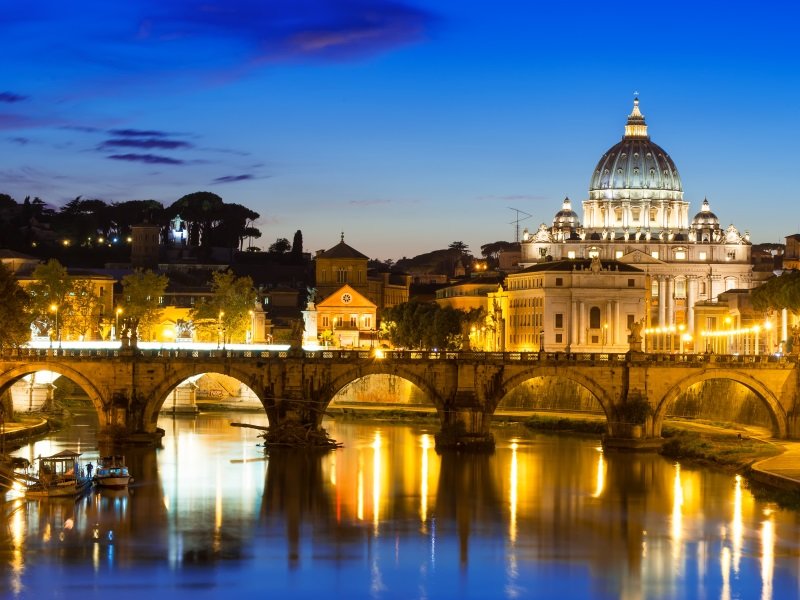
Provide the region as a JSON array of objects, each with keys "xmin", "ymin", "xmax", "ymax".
[
  {"xmin": 785, "ymin": 234, "xmax": 800, "ymax": 271},
  {"xmin": 314, "ymin": 284, "xmax": 377, "ymax": 348},
  {"xmin": 487, "ymin": 258, "xmax": 647, "ymax": 353},
  {"xmin": 519, "ymin": 98, "xmax": 756, "ymax": 334}
]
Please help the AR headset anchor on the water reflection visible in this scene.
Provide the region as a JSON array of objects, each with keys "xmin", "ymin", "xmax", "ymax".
[{"xmin": 2, "ymin": 413, "xmax": 799, "ymax": 599}]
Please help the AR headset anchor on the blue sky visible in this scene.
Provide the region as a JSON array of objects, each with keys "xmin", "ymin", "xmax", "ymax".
[{"xmin": 2, "ymin": 1, "xmax": 799, "ymax": 260}]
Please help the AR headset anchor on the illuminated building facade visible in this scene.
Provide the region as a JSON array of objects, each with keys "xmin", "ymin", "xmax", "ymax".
[{"xmin": 519, "ymin": 98, "xmax": 755, "ymax": 337}]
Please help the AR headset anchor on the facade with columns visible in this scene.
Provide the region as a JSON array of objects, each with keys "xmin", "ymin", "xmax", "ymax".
[
  {"xmin": 519, "ymin": 99, "xmax": 755, "ymax": 342},
  {"xmin": 488, "ymin": 257, "xmax": 647, "ymax": 353}
]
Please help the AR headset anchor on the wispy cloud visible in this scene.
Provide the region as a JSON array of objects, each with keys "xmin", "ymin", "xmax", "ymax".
[
  {"xmin": 8, "ymin": 137, "xmax": 29, "ymax": 145},
  {"xmin": 0, "ymin": 92, "xmax": 28, "ymax": 103},
  {"xmin": 100, "ymin": 137, "xmax": 193, "ymax": 150},
  {"xmin": 107, "ymin": 153, "xmax": 184, "ymax": 165},
  {"xmin": 211, "ymin": 173, "xmax": 256, "ymax": 184},
  {"xmin": 349, "ymin": 199, "xmax": 391, "ymax": 206},
  {"xmin": 108, "ymin": 128, "xmax": 172, "ymax": 137}
]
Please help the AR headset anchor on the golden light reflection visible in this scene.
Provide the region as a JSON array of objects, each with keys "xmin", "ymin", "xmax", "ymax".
[
  {"xmin": 509, "ymin": 442, "xmax": 518, "ymax": 544},
  {"xmin": 215, "ymin": 460, "xmax": 223, "ymax": 551},
  {"xmin": 420, "ymin": 434, "xmax": 430, "ymax": 526},
  {"xmin": 720, "ymin": 546, "xmax": 731, "ymax": 600},
  {"xmin": 732, "ymin": 474, "xmax": 743, "ymax": 574},
  {"xmin": 330, "ymin": 453, "xmax": 337, "ymax": 486},
  {"xmin": 671, "ymin": 463, "xmax": 684, "ymax": 568},
  {"xmin": 761, "ymin": 512, "xmax": 775, "ymax": 600},
  {"xmin": 373, "ymin": 431, "xmax": 382, "ymax": 534},
  {"xmin": 357, "ymin": 452, "xmax": 364, "ymax": 521},
  {"xmin": 591, "ymin": 447, "xmax": 606, "ymax": 498}
]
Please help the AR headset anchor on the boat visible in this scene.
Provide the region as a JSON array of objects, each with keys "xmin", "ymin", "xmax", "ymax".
[
  {"xmin": 93, "ymin": 455, "xmax": 133, "ymax": 489},
  {"xmin": 25, "ymin": 450, "xmax": 92, "ymax": 498}
]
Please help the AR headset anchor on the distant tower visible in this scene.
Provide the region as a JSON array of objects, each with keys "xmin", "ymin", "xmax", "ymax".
[{"xmin": 131, "ymin": 223, "xmax": 161, "ymax": 269}]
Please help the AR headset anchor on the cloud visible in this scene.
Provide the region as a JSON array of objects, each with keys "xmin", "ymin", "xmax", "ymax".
[
  {"xmin": 108, "ymin": 128, "xmax": 171, "ymax": 137},
  {"xmin": 211, "ymin": 174, "xmax": 256, "ymax": 184},
  {"xmin": 8, "ymin": 137, "xmax": 29, "ymax": 145},
  {"xmin": 0, "ymin": 113, "xmax": 58, "ymax": 130},
  {"xmin": 100, "ymin": 137, "xmax": 193, "ymax": 150},
  {"xmin": 0, "ymin": 92, "xmax": 28, "ymax": 103},
  {"xmin": 107, "ymin": 153, "xmax": 184, "ymax": 165},
  {"xmin": 142, "ymin": 0, "xmax": 438, "ymax": 62},
  {"xmin": 349, "ymin": 199, "xmax": 391, "ymax": 206}
]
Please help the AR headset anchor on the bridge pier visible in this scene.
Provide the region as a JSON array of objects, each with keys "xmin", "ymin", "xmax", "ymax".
[
  {"xmin": 98, "ymin": 390, "xmax": 165, "ymax": 447},
  {"xmin": 435, "ymin": 388, "xmax": 495, "ymax": 452}
]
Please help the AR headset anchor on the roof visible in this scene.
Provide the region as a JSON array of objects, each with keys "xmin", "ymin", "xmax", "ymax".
[
  {"xmin": 517, "ymin": 259, "xmax": 644, "ymax": 274},
  {"xmin": 317, "ymin": 240, "xmax": 369, "ymax": 260},
  {"xmin": 0, "ymin": 249, "xmax": 38, "ymax": 260}
]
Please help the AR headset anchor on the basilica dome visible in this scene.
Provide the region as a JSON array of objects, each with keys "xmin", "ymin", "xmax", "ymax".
[{"xmin": 588, "ymin": 98, "xmax": 682, "ymax": 194}]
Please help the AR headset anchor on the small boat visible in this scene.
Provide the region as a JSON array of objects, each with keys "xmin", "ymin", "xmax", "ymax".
[
  {"xmin": 93, "ymin": 455, "xmax": 133, "ymax": 489},
  {"xmin": 25, "ymin": 450, "xmax": 92, "ymax": 498}
]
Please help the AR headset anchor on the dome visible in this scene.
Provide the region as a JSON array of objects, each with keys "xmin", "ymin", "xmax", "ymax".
[
  {"xmin": 692, "ymin": 198, "xmax": 719, "ymax": 228},
  {"xmin": 589, "ymin": 98, "xmax": 682, "ymax": 194},
  {"xmin": 553, "ymin": 197, "xmax": 580, "ymax": 228}
]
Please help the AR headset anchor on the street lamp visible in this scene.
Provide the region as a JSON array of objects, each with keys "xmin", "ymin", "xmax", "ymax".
[{"xmin": 49, "ymin": 303, "xmax": 59, "ymax": 348}]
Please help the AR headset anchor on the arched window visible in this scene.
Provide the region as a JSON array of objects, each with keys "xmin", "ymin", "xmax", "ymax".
[{"xmin": 589, "ymin": 306, "xmax": 601, "ymax": 329}]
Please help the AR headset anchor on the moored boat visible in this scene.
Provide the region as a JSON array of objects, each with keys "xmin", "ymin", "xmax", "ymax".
[
  {"xmin": 25, "ymin": 450, "xmax": 92, "ymax": 498},
  {"xmin": 93, "ymin": 455, "xmax": 133, "ymax": 489}
]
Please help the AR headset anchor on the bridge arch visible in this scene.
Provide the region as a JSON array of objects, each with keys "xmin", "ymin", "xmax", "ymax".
[
  {"xmin": 326, "ymin": 365, "xmax": 447, "ymax": 414},
  {"xmin": 493, "ymin": 366, "xmax": 614, "ymax": 423},
  {"xmin": 654, "ymin": 369, "xmax": 787, "ymax": 438},
  {"xmin": 144, "ymin": 365, "xmax": 266, "ymax": 430},
  {"xmin": 0, "ymin": 363, "xmax": 107, "ymax": 424}
]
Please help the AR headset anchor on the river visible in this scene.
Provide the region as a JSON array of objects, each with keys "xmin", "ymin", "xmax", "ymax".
[{"xmin": 2, "ymin": 410, "xmax": 799, "ymax": 599}]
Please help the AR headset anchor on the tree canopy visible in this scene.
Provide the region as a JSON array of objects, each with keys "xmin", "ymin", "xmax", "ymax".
[
  {"xmin": 381, "ymin": 302, "xmax": 471, "ymax": 350},
  {"xmin": 0, "ymin": 263, "xmax": 32, "ymax": 348},
  {"xmin": 190, "ymin": 270, "xmax": 256, "ymax": 343},
  {"xmin": 752, "ymin": 271, "xmax": 800, "ymax": 313},
  {"xmin": 120, "ymin": 269, "xmax": 169, "ymax": 340}
]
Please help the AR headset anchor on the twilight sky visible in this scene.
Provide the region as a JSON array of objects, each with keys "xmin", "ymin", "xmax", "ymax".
[{"xmin": 2, "ymin": 1, "xmax": 799, "ymax": 260}]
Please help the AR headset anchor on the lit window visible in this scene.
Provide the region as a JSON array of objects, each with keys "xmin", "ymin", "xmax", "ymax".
[
  {"xmin": 675, "ymin": 279, "xmax": 686, "ymax": 298},
  {"xmin": 567, "ymin": 251, "xmax": 576, "ymax": 259},
  {"xmin": 651, "ymin": 251, "xmax": 659, "ymax": 259},
  {"xmin": 615, "ymin": 250, "xmax": 623, "ymax": 259},
  {"xmin": 588, "ymin": 249, "xmax": 600, "ymax": 258},
  {"xmin": 675, "ymin": 250, "xmax": 686, "ymax": 260},
  {"xmin": 651, "ymin": 280, "xmax": 659, "ymax": 297},
  {"xmin": 699, "ymin": 251, "xmax": 707, "ymax": 261}
]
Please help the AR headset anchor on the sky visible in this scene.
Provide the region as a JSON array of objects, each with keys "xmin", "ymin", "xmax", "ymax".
[{"xmin": 2, "ymin": 1, "xmax": 799, "ymax": 261}]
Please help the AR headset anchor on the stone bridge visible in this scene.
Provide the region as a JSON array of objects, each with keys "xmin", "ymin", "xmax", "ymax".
[{"xmin": 1, "ymin": 348, "xmax": 798, "ymax": 450}]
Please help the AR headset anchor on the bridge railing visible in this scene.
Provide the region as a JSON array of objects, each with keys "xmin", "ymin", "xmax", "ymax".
[{"xmin": 1, "ymin": 347, "xmax": 796, "ymax": 365}]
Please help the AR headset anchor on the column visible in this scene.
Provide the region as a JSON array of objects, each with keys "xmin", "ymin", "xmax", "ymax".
[
  {"xmin": 657, "ymin": 277, "xmax": 666, "ymax": 326},
  {"xmin": 665, "ymin": 277, "xmax": 675, "ymax": 325},
  {"xmin": 570, "ymin": 300, "xmax": 578, "ymax": 348},
  {"xmin": 578, "ymin": 301, "xmax": 586, "ymax": 345},
  {"xmin": 686, "ymin": 277, "xmax": 697, "ymax": 334},
  {"xmin": 614, "ymin": 300, "xmax": 620, "ymax": 346}
]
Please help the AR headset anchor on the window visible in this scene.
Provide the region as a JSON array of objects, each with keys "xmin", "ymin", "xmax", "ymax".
[
  {"xmin": 555, "ymin": 277, "xmax": 563, "ymax": 287},
  {"xmin": 363, "ymin": 316, "xmax": 371, "ymax": 328},
  {"xmin": 727, "ymin": 250, "xmax": 736, "ymax": 260},
  {"xmin": 699, "ymin": 251, "xmax": 707, "ymax": 261},
  {"xmin": 555, "ymin": 313, "xmax": 563, "ymax": 329},
  {"xmin": 700, "ymin": 281, "xmax": 707, "ymax": 295},
  {"xmin": 322, "ymin": 316, "xmax": 329, "ymax": 327},
  {"xmin": 99, "ymin": 286, "xmax": 105, "ymax": 297},
  {"xmin": 627, "ymin": 314, "xmax": 635, "ymax": 329},
  {"xmin": 628, "ymin": 278, "xmax": 635, "ymax": 287},
  {"xmin": 615, "ymin": 250, "xmax": 623, "ymax": 259},
  {"xmin": 588, "ymin": 248, "xmax": 600, "ymax": 258},
  {"xmin": 567, "ymin": 251, "xmax": 576, "ymax": 259},
  {"xmin": 651, "ymin": 280, "xmax": 659, "ymax": 297},
  {"xmin": 589, "ymin": 306, "xmax": 601, "ymax": 329},
  {"xmin": 555, "ymin": 334, "xmax": 563, "ymax": 343},
  {"xmin": 350, "ymin": 315, "xmax": 357, "ymax": 327},
  {"xmin": 675, "ymin": 250, "xmax": 686, "ymax": 260},
  {"xmin": 337, "ymin": 268, "xmax": 347, "ymax": 283},
  {"xmin": 675, "ymin": 278, "xmax": 686, "ymax": 299},
  {"xmin": 539, "ymin": 247, "xmax": 547, "ymax": 257},
  {"xmin": 651, "ymin": 251, "xmax": 659, "ymax": 259}
]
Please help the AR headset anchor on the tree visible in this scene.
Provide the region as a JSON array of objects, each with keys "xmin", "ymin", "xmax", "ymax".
[
  {"xmin": 120, "ymin": 269, "xmax": 169, "ymax": 341},
  {"xmin": 448, "ymin": 241, "xmax": 469, "ymax": 254},
  {"xmin": 0, "ymin": 263, "xmax": 32, "ymax": 348},
  {"xmin": 69, "ymin": 279, "xmax": 103, "ymax": 340},
  {"xmin": 752, "ymin": 271, "xmax": 800, "ymax": 314},
  {"xmin": 191, "ymin": 270, "xmax": 256, "ymax": 343},
  {"xmin": 166, "ymin": 191, "xmax": 225, "ymax": 248},
  {"xmin": 381, "ymin": 302, "xmax": 468, "ymax": 350},
  {"xmin": 268, "ymin": 238, "xmax": 292, "ymax": 255},
  {"xmin": 291, "ymin": 230, "xmax": 304, "ymax": 258},
  {"xmin": 27, "ymin": 259, "xmax": 74, "ymax": 338}
]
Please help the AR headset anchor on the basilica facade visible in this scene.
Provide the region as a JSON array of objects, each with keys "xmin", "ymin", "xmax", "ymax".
[{"xmin": 518, "ymin": 98, "xmax": 755, "ymax": 339}]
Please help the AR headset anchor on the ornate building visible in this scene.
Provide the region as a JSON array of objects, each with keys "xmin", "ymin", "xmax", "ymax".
[{"xmin": 519, "ymin": 98, "xmax": 755, "ymax": 334}]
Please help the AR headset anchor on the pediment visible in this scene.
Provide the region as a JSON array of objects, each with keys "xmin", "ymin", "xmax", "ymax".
[
  {"xmin": 617, "ymin": 250, "xmax": 666, "ymax": 265},
  {"xmin": 316, "ymin": 284, "xmax": 376, "ymax": 309}
]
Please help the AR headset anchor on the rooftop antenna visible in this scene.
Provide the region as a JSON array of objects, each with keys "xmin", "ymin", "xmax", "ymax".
[{"xmin": 508, "ymin": 207, "xmax": 532, "ymax": 243}]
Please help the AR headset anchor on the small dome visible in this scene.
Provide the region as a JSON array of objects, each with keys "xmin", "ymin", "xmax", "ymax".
[
  {"xmin": 692, "ymin": 198, "xmax": 719, "ymax": 228},
  {"xmin": 553, "ymin": 197, "xmax": 581, "ymax": 228}
]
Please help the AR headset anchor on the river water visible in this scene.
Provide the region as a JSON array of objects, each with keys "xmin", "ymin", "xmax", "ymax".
[{"xmin": 2, "ymin": 411, "xmax": 800, "ymax": 600}]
